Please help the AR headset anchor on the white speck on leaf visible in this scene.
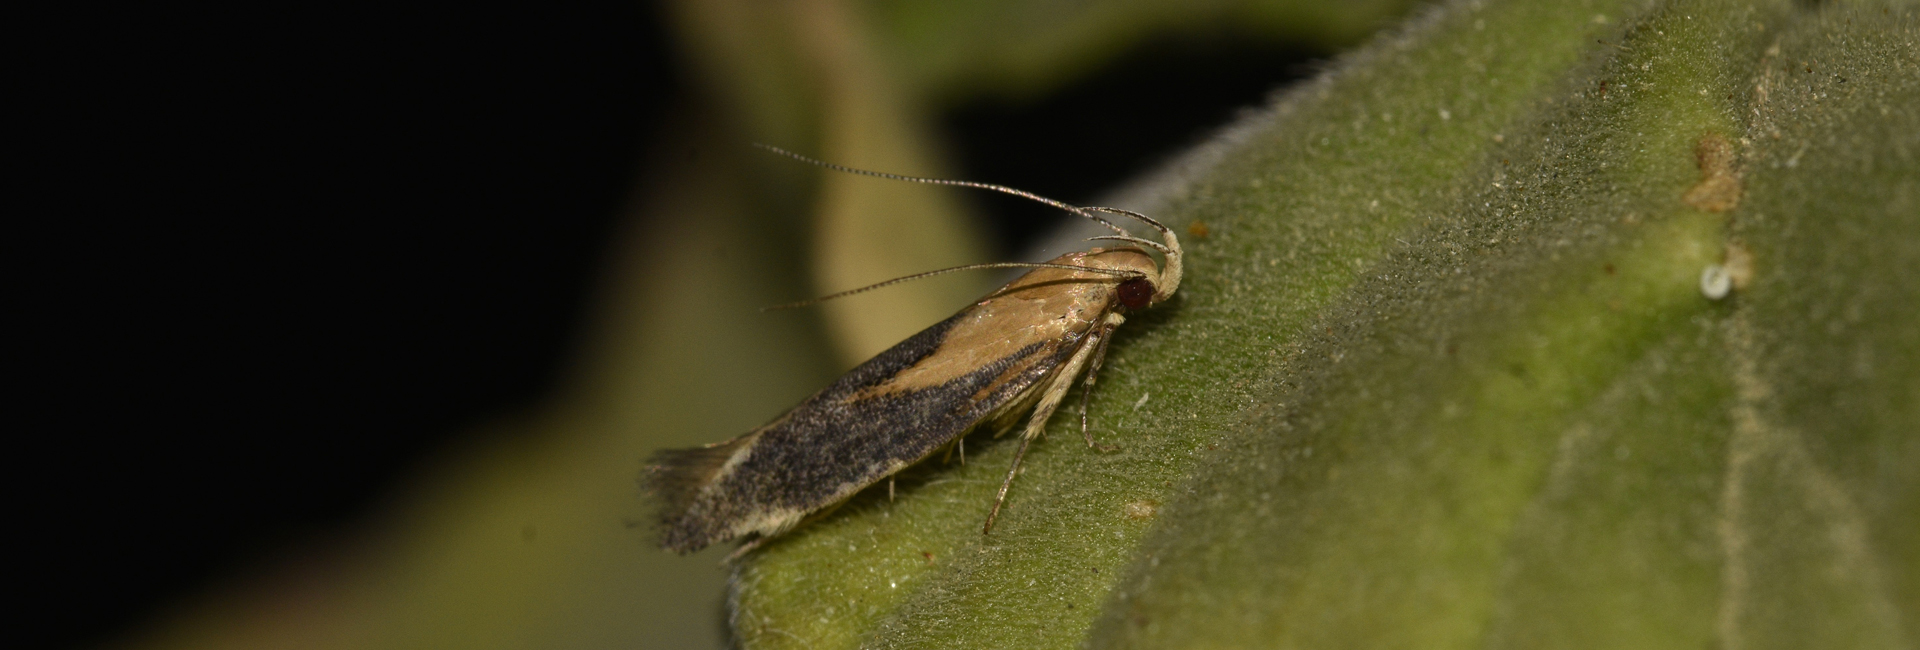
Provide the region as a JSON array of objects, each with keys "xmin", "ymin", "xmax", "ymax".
[{"xmin": 1701, "ymin": 265, "xmax": 1733, "ymax": 300}]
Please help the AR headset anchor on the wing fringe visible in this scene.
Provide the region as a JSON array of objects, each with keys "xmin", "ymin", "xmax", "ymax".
[{"xmin": 643, "ymin": 436, "xmax": 752, "ymax": 553}]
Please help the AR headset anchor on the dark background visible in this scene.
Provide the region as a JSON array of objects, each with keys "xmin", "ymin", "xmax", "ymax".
[{"xmin": 26, "ymin": 3, "xmax": 1318, "ymax": 648}]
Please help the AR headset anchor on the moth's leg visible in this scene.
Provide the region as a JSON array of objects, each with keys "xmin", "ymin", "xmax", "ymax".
[
  {"xmin": 939, "ymin": 437, "xmax": 966, "ymax": 465},
  {"xmin": 983, "ymin": 328, "xmax": 1104, "ymax": 534},
  {"xmin": 1078, "ymin": 313, "xmax": 1125, "ymax": 450},
  {"xmin": 1075, "ymin": 334, "xmax": 1108, "ymax": 446},
  {"xmin": 983, "ymin": 435, "xmax": 1036, "ymax": 535}
]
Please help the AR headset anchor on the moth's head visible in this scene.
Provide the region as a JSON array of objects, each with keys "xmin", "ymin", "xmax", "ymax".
[
  {"xmin": 1098, "ymin": 232, "xmax": 1180, "ymax": 311},
  {"xmin": 1078, "ymin": 207, "xmax": 1182, "ymax": 309}
]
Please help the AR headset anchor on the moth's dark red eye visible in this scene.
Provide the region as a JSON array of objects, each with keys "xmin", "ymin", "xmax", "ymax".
[{"xmin": 1117, "ymin": 278, "xmax": 1155, "ymax": 310}]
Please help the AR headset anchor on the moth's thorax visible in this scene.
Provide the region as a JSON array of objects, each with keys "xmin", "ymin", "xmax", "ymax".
[{"xmin": 865, "ymin": 247, "xmax": 1154, "ymax": 395}]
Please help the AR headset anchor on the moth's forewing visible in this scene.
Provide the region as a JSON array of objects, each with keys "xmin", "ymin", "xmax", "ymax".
[{"xmin": 648, "ymin": 248, "xmax": 1157, "ymax": 553}]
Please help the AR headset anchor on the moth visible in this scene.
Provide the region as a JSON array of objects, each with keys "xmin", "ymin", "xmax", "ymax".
[{"xmin": 646, "ymin": 145, "xmax": 1182, "ymax": 555}]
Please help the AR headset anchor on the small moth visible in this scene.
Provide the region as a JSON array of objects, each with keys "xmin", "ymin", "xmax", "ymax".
[{"xmin": 646, "ymin": 145, "xmax": 1182, "ymax": 555}]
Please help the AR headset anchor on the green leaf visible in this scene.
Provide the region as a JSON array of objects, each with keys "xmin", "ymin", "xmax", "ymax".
[{"xmin": 730, "ymin": 1, "xmax": 1920, "ymax": 648}]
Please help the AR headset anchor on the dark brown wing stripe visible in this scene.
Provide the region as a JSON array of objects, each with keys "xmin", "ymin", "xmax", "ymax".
[{"xmin": 653, "ymin": 310, "xmax": 1072, "ymax": 551}]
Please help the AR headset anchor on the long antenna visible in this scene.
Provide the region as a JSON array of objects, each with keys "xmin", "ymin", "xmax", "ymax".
[
  {"xmin": 762, "ymin": 262, "xmax": 1143, "ymax": 310},
  {"xmin": 756, "ymin": 143, "xmax": 1183, "ymax": 305},
  {"xmin": 755, "ymin": 143, "xmax": 1134, "ymax": 236}
]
